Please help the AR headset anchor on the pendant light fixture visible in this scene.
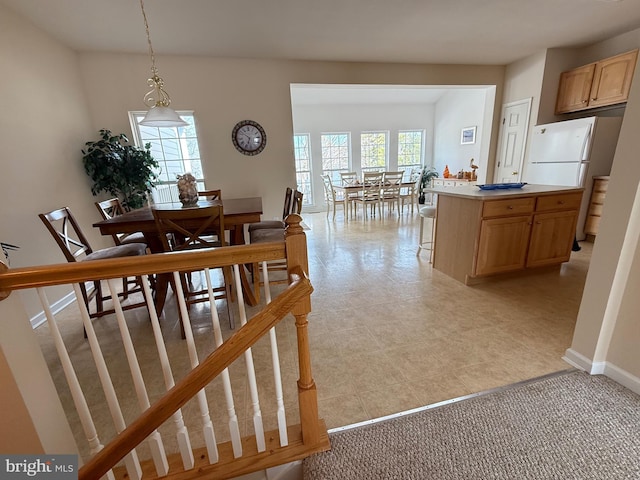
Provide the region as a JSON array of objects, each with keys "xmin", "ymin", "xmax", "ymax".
[{"xmin": 138, "ymin": 0, "xmax": 187, "ymax": 127}]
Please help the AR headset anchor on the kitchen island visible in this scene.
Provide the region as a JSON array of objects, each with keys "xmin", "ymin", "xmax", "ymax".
[{"xmin": 425, "ymin": 184, "xmax": 583, "ymax": 285}]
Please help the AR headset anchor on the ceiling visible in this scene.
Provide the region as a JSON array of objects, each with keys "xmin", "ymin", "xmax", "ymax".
[
  {"xmin": 289, "ymin": 84, "xmax": 458, "ymax": 105},
  {"xmin": 2, "ymin": 0, "xmax": 640, "ymax": 65}
]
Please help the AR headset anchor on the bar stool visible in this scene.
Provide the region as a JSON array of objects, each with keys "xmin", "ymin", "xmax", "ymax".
[{"xmin": 417, "ymin": 205, "xmax": 436, "ymax": 261}]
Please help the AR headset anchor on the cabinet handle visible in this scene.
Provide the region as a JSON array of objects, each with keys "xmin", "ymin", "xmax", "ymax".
[
  {"xmin": 582, "ymin": 100, "xmax": 588, "ymax": 104},
  {"xmin": 558, "ymin": 201, "xmax": 565, "ymax": 205},
  {"xmin": 507, "ymin": 205, "xmax": 513, "ymax": 210}
]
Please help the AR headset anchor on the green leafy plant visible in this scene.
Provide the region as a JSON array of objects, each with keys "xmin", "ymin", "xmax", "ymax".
[
  {"xmin": 418, "ymin": 166, "xmax": 439, "ymax": 204},
  {"xmin": 82, "ymin": 129, "xmax": 159, "ymax": 211}
]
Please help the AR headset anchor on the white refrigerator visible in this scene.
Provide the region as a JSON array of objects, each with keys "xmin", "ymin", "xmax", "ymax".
[{"xmin": 522, "ymin": 116, "xmax": 622, "ymax": 240}]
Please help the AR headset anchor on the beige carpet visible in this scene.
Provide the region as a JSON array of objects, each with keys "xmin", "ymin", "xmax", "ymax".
[{"xmin": 303, "ymin": 370, "xmax": 640, "ymax": 479}]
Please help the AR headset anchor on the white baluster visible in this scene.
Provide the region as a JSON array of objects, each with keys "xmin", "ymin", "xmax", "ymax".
[
  {"xmin": 232, "ymin": 264, "xmax": 266, "ymax": 452},
  {"xmin": 204, "ymin": 270, "xmax": 243, "ymax": 458},
  {"xmin": 140, "ymin": 276, "xmax": 194, "ymax": 470},
  {"xmin": 36, "ymin": 288, "xmax": 110, "ymax": 462},
  {"xmin": 106, "ymin": 279, "xmax": 169, "ymax": 477},
  {"xmin": 173, "ymin": 271, "xmax": 219, "ymax": 464},
  {"xmin": 261, "ymin": 262, "xmax": 289, "ymax": 446},
  {"xmin": 72, "ymin": 283, "xmax": 142, "ymax": 480}
]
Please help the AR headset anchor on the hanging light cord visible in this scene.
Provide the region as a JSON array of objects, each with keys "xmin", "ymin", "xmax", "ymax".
[
  {"xmin": 140, "ymin": 0, "xmax": 157, "ymax": 76},
  {"xmin": 140, "ymin": 0, "xmax": 171, "ymax": 107}
]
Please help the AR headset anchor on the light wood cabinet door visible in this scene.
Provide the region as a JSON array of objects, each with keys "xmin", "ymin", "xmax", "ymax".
[
  {"xmin": 589, "ymin": 50, "xmax": 638, "ymax": 108},
  {"xmin": 555, "ymin": 50, "xmax": 638, "ymax": 114},
  {"xmin": 526, "ymin": 211, "xmax": 577, "ymax": 268},
  {"xmin": 476, "ymin": 215, "xmax": 532, "ymax": 276},
  {"xmin": 555, "ymin": 64, "xmax": 595, "ymax": 114}
]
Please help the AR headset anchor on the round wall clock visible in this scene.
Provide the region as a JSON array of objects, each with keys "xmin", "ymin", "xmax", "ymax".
[{"xmin": 231, "ymin": 120, "xmax": 267, "ymax": 156}]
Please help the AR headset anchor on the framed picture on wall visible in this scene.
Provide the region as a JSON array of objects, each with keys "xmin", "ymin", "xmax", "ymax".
[{"xmin": 461, "ymin": 126, "xmax": 476, "ymax": 145}]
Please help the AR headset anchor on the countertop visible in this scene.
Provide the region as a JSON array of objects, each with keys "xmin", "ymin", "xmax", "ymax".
[{"xmin": 425, "ymin": 184, "xmax": 583, "ymax": 200}]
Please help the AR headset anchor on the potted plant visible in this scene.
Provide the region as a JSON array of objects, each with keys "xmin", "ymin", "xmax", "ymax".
[
  {"xmin": 418, "ymin": 166, "xmax": 439, "ymax": 204},
  {"xmin": 82, "ymin": 129, "xmax": 159, "ymax": 211}
]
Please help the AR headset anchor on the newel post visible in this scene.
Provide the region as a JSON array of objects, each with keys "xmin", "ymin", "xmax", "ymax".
[{"xmin": 284, "ymin": 214, "xmax": 321, "ymax": 445}]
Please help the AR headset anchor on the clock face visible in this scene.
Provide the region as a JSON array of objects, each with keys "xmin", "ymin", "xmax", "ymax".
[{"xmin": 232, "ymin": 120, "xmax": 266, "ymax": 156}]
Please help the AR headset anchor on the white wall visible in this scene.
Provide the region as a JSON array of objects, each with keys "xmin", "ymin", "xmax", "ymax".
[
  {"xmin": 76, "ymin": 54, "xmax": 505, "ymax": 226},
  {"xmin": 0, "ymin": 5, "xmax": 97, "ymax": 317},
  {"xmin": 500, "ymin": 51, "xmax": 547, "ymax": 179},
  {"xmin": 606, "ymin": 220, "xmax": 640, "ymax": 378},
  {"xmin": 292, "ymin": 102, "xmax": 435, "ymax": 209},
  {"xmin": 292, "ymin": 88, "xmax": 493, "ymax": 210},
  {"xmin": 433, "ymin": 90, "xmax": 489, "ymax": 183}
]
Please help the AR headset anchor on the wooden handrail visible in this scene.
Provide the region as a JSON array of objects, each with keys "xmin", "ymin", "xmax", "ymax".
[
  {"xmin": 4, "ymin": 212, "xmax": 329, "ymax": 479},
  {"xmin": 0, "ymin": 242, "xmax": 285, "ymax": 298},
  {"xmin": 79, "ymin": 267, "xmax": 313, "ymax": 480}
]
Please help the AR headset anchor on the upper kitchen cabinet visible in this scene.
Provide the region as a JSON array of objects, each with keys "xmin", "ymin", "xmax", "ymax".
[{"xmin": 555, "ymin": 49, "xmax": 638, "ymax": 114}]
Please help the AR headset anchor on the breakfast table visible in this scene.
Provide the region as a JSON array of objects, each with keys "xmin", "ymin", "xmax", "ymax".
[
  {"xmin": 333, "ymin": 180, "xmax": 417, "ymax": 214},
  {"xmin": 93, "ymin": 197, "xmax": 263, "ymax": 311}
]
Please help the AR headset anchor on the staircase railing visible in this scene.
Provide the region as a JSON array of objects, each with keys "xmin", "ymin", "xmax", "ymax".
[{"xmin": 0, "ymin": 214, "xmax": 330, "ymax": 480}]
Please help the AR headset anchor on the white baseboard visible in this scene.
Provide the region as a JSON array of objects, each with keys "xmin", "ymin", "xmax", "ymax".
[
  {"xmin": 266, "ymin": 461, "xmax": 302, "ymax": 480},
  {"xmin": 602, "ymin": 363, "xmax": 640, "ymax": 395},
  {"xmin": 563, "ymin": 348, "xmax": 603, "ymax": 373},
  {"xmin": 564, "ymin": 348, "xmax": 640, "ymax": 395},
  {"xmin": 30, "ymin": 291, "xmax": 77, "ymax": 329},
  {"xmin": 229, "ymin": 461, "xmax": 302, "ymax": 480}
]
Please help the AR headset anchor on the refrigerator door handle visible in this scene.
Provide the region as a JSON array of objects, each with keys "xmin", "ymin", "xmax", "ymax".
[
  {"xmin": 580, "ymin": 125, "xmax": 593, "ymax": 161},
  {"xmin": 578, "ymin": 162, "xmax": 589, "ymax": 187}
]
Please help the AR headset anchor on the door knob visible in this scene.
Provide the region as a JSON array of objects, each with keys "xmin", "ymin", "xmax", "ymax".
[{"xmin": 512, "ymin": 171, "xmax": 518, "ymax": 175}]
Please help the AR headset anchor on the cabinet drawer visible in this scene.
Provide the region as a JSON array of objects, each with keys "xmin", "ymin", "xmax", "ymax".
[
  {"xmin": 536, "ymin": 193, "xmax": 582, "ymax": 212},
  {"xmin": 590, "ymin": 192, "xmax": 607, "ymax": 205},
  {"xmin": 584, "ymin": 215, "xmax": 601, "ymax": 235},
  {"xmin": 588, "ymin": 204, "xmax": 604, "ymax": 217},
  {"xmin": 593, "ymin": 179, "xmax": 609, "ymax": 193},
  {"xmin": 482, "ymin": 198, "xmax": 535, "ymax": 218}
]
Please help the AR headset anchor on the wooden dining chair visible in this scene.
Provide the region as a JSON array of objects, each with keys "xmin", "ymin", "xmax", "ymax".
[
  {"xmin": 198, "ymin": 189, "xmax": 222, "ymax": 201},
  {"xmin": 339, "ymin": 172, "xmax": 360, "ymax": 217},
  {"xmin": 321, "ymin": 174, "xmax": 346, "ymax": 219},
  {"xmin": 248, "ymin": 187, "xmax": 293, "ymax": 232},
  {"xmin": 399, "ymin": 168, "xmax": 422, "ymax": 214},
  {"xmin": 95, "ymin": 198, "xmax": 147, "ymax": 247},
  {"xmin": 39, "ymin": 207, "xmax": 149, "ymax": 329},
  {"xmin": 291, "ymin": 189, "xmax": 304, "ymax": 216},
  {"xmin": 381, "ymin": 171, "xmax": 404, "ymax": 216},
  {"xmin": 249, "ymin": 189, "xmax": 303, "ymax": 302},
  {"xmin": 340, "ymin": 171, "xmax": 358, "ymax": 186},
  {"xmin": 354, "ymin": 171, "xmax": 384, "ymax": 219},
  {"xmin": 152, "ymin": 205, "xmax": 234, "ymax": 330}
]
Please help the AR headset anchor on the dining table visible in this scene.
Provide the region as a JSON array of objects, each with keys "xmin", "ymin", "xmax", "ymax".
[
  {"xmin": 333, "ymin": 180, "xmax": 416, "ymax": 193},
  {"xmin": 333, "ymin": 180, "xmax": 416, "ymax": 212},
  {"xmin": 93, "ymin": 197, "xmax": 263, "ymax": 313}
]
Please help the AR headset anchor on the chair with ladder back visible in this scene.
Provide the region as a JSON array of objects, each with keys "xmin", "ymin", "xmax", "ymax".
[{"xmin": 39, "ymin": 206, "xmax": 149, "ymax": 332}]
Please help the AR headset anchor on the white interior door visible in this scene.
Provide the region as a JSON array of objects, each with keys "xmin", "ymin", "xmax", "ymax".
[{"xmin": 494, "ymin": 98, "xmax": 532, "ymax": 183}]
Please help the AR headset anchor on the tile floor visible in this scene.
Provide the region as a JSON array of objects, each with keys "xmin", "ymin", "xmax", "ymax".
[
  {"xmin": 300, "ymin": 209, "xmax": 589, "ymax": 428},
  {"xmin": 34, "ymin": 206, "xmax": 591, "ymax": 460}
]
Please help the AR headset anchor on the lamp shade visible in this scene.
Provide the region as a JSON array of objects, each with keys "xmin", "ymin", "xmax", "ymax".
[{"xmin": 139, "ymin": 106, "xmax": 188, "ymax": 127}]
